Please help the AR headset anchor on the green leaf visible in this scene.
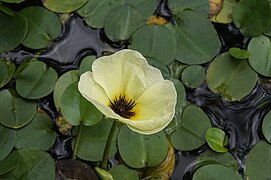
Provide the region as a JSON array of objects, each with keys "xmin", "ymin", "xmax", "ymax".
[
  {"xmin": 79, "ymin": 56, "xmax": 96, "ymax": 75},
  {"xmin": 94, "ymin": 167, "xmax": 113, "ymax": 180},
  {"xmin": 0, "ymin": 59, "xmax": 15, "ymax": 88},
  {"xmin": 205, "ymin": 127, "xmax": 228, "ymax": 153},
  {"xmin": 168, "ymin": 0, "xmax": 209, "ymax": 16},
  {"xmin": 181, "ymin": 65, "xmax": 205, "ymax": 88},
  {"xmin": 245, "ymin": 141, "xmax": 271, "ymax": 180},
  {"xmin": 61, "ymin": 82, "xmax": 103, "ymax": 126},
  {"xmin": 0, "ymin": 3, "xmax": 14, "ymax": 16},
  {"xmin": 43, "ymin": 0, "xmax": 87, "ymax": 13},
  {"xmin": 206, "ymin": 52, "xmax": 257, "ymax": 101},
  {"xmin": 170, "ymin": 78, "xmax": 186, "ymax": 113},
  {"xmin": 0, "ymin": 124, "xmax": 15, "ymax": 161},
  {"xmin": 211, "ymin": 0, "xmax": 237, "ymax": 24},
  {"xmin": 8, "ymin": 149, "xmax": 55, "ymax": 180},
  {"xmin": 193, "ymin": 164, "xmax": 242, "ymax": 180},
  {"xmin": 262, "ymin": 110, "xmax": 271, "ymax": 143},
  {"xmin": 0, "ymin": 150, "xmax": 20, "ymax": 175},
  {"xmin": 118, "ymin": 125, "xmax": 168, "ymax": 168},
  {"xmin": 0, "ymin": 89, "xmax": 36, "ymax": 129},
  {"xmin": 229, "ymin": 47, "xmax": 250, "ymax": 59},
  {"xmin": 104, "ymin": 5, "xmax": 144, "ymax": 42},
  {"xmin": 147, "ymin": 57, "xmax": 171, "ymax": 79},
  {"xmin": 248, "ymin": 35, "xmax": 271, "ymax": 77},
  {"xmin": 129, "ymin": 25, "xmax": 177, "ymax": 65},
  {"xmin": 76, "ymin": 118, "xmax": 118, "ymax": 161},
  {"xmin": 167, "ymin": 11, "xmax": 220, "ymax": 65},
  {"xmin": 170, "ymin": 104, "xmax": 211, "ymax": 151},
  {"xmin": 232, "ymin": 0, "xmax": 271, "ymax": 37},
  {"xmin": 16, "ymin": 60, "xmax": 58, "ymax": 99},
  {"xmin": 53, "ymin": 70, "xmax": 79, "ymax": 111},
  {"xmin": 0, "ymin": 11, "xmax": 27, "ymax": 53},
  {"xmin": 0, "ymin": 0, "xmax": 25, "ymax": 3},
  {"xmin": 109, "ymin": 164, "xmax": 139, "ymax": 180},
  {"xmin": 15, "ymin": 112, "xmax": 56, "ymax": 150},
  {"xmin": 19, "ymin": 6, "xmax": 62, "ymax": 49}
]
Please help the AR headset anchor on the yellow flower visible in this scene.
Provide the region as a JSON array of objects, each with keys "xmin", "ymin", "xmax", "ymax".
[{"xmin": 78, "ymin": 49, "xmax": 177, "ymax": 135}]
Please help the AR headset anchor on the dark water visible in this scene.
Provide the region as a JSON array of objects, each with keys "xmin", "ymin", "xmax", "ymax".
[{"xmin": 1, "ymin": 1, "xmax": 270, "ymax": 180}]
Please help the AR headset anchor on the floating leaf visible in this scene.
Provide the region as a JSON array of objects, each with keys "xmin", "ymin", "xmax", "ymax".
[
  {"xmin": 79, "ymin": 56, "xmax": 96, "ymax": 75},
  {"xmin": 262, "ymin": 110, "xmax": 271, "ymax": 143},
  {"xmin": 0, "ymin": 59, "xmax": 15, "ymax": 88},
  {"xmin": 109, "ymin": 165, "xmax": 139, "ymax": 180},
  {"xmin": 167, "ymin": 10, "xmax": 220, "ymax": 65},
  {"xmin": 205, "ymin": 127, "xmax": 228, "ymax": 153},
  {"xmin": 0, "ymin": 125, "xmax": 15, "ymax": 161},
  {"xmin": 193, "ymin": 164, "xmax": 242, "ymax": 180},
  {"xmin": 76, "ymin": 118, "xmax": 118, "ymax": 161},
  {"xmin": 118, "ymin": 125, "xmax": 168, "ymax": 168},
  {"xmin": 0, "ymin": 11, "xmax": 27, "ymax": 53},
  {"xmin": 206, "ymin": 52, "xmax": 257, "ymax": 101},
  {"xmin": 15, "ymin": 112, "xmax": 56, "ymax": 150},
  {"xmin": 210, "ymin": 0, "xmax": 237, "ymax": 23},
  {"xmin": 15, "ymin": 59, "xmax": 58, "ymax": 99},
  {"xmin": 245, "ymin": 141, "xmax": 271, "ymax": 180},
  {"xmin": 0, "ymin": 89, "xmax": 36, "ymax": 129},
  {"xmin": 61, "ymin": 82, "xmax": 103, "ymax": 126},
  {"xmin": 7, "ymin": 149, "xmax": 55, "ymax": 179},
  {"xmin": 170, "ymin": 78, "xmax": 186, "ymax": 112},
  {"xmin": 19, "ymin": 6, "xmax": 62, "ymax": 49},
  {"xmin": 54, "ymin": 70, "xmax": 79, "ymax": 111},
  {"xmin": 0, "ymin": 150, "xmax": 20, "ymax": 175},
  {"xmin": 248, "ymin": 35, "xmax": 271, "ymax": 77},
  {"xmin": 181, "ymin": 65, "xmax": 205, "ymax": 88},
  {"xmin": 147, "ymin": 57, "xmax": 171, "ymax": 79},
  {"xmin": 229, "ymin": 47, "xmax": 250, "ymax": 59},
  {"xmin": 170, "ymin": 104, "xmax": 211, "ymax": 151},
  {"xmin": 129, "ymin": 25, "xmax": 177, "ymax": 65},
  {"xmin": 168, "ymin": 0, "xmax": 209, "ymax": 16},
  {"xmin": 232, "ymin": 0, "xmax": 271, "ymax": 37},
  {"xmin": 169, "ymin": 61, "xmax": 188, "ymax": 79},
  {"xmin": 43, "ymin": 0, "xmax": 87, "ymax": 13},
  {"xmin": 104, "ymin": 5, "xmax": 144, "ymax": 42},
  {"xmin": 0, "ymin": 0, "xmax": 25, "ymax": 3}
]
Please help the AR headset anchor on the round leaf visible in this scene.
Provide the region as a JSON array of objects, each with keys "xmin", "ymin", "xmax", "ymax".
[
  {"xmin": 43, "ymin": 0, "xmax": 87, "ymax": 13},
  {"xmin": 129, "ymin": 25, "xmax": 177, "ymax": 65},
  {"xmin": 193, "ymin": 164, "xmax": 242, "ymax": 180},
  {"xmin": 206, "ymin": 52, "xmax": 257, "ymax": 101},
  {"xmin": 232, "ymin": 0, "xmax": 271, "ymax": 37},
  {"xmin": 19, "ymin": 6, "xmax": 62, "ymax": 49},
  {"xmin": 79, "ymin": 56, "xmax": 96, "ymax": 75},
  {"xmin": 248, "ymin": 35, "xmax": 271, "ymax": 77},
  {"xmin": 181, "ymin": 65, "xmax": 205, "ymax": 88},
  {"xmin": 0, "ymin": 89, "xmax": 36, "ymax": 129},
  {"xmin": 205, "ymin": 127, "xmax": 228, "ymax": 153},
  {"xmin": 166, "ymin": 11, "xmax": 220, "ymax": 65},
  {"xmin": 109, "ymin": 165, "xmax": 139, "ymax": 180},
  {"xmin": 61, "ymin": 82, "xmax": 103, "ymax": 126},
  {"xmin": 245, "ymin": 141, "xmax": 271, "ymax": 180},
  {"xmin": 118, "ymin": 125, "xmax": 168, "ymax": 168},
  {"xmin": 170, "ymin": 104, "xmax": 211, "ymax": 151},
  {"xmin": 146, "ymin": 57, "xmax": 171, "ymax": 79},
  {"xmin": 168, "ymin": 0, "xmax": 209, "ymax": 16},
  {"xmin": 170, "ymin": 78, "xmax": 186, "ymax": 113},
  {"xmin": 262, "ymin": 110, "xmax": 271, "ymax": 143},
  {"xmin": 104, "ymin": 5, "xmax": 144, "ymax": 42},
  {"xmin": 0, "ymin": 125, "xmax": 16, "ymax": 161},
  {"xmin": 76, "ymin": 118, "xmax": 118, "ymax": 161},
  {"xmin": 0, "ymin": 150, "xmax": 20, "ymax": 175},
  {"xmin": 15, "ymin": 112, "xmax": 56, "ymax": 150},
  {"xmin": 53, "ymin": 70, "xmax": 79, "ymax": 111},
  {"xmin": 8, "ymin": 149, "xmax": 55, "ymax": 179},
  {"xmin": 16, "ymin": 60, "xmax": 58, "ymax": 99},
  {"xmin": 0, "ymin": 59, "xmax": 15, "ymax": 88},
  {"xmin": 229, "ymin": 47, "xmax": 250, "ymax": 59},
  {"xmin": 0, "ymin": 11, "xmax": 27, "ymax": 53}
]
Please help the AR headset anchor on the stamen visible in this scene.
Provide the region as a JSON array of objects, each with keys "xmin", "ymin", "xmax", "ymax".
[{"xmin": 108, "ymin": 94, "xmax": 136, "ymax": 119}]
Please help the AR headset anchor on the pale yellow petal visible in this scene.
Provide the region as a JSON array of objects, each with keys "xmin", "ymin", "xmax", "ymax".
[
  {"xmin": 92, "ymin": 49, "xmax": 164, "ymax": 100},
  {"xmin": 117, "ymin": 80, "xmax": 177, "ymax": 134},
  {"xmin": 78, "ymin": 71, "xmax": 123, "ymax": 120}
]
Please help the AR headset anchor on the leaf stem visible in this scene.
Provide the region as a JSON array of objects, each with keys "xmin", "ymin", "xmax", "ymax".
[
  {"xmin": 101, "ymin": 120, "xmax": 118, "ymax": 169},
  {"xmin": 72, "ymin": 123, "xmax": 83, "ymax": 159}
]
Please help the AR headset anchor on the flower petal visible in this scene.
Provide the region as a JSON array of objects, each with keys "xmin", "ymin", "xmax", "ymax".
[
  {"xmin": 92, "ymin": 49, "xmax": 164, "ymax": 100},
  {"xmin": 78, "ymin": 71, "xmax": 123, "ymax": 120},
  {"xmin": 117, "ymin": 80, "xmax": 177, "ymax": 134}
]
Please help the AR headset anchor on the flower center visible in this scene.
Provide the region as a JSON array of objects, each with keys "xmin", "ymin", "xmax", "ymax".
[{"xmin": 108, "ymin": 94, "xmax": 136, "ymax": 119}]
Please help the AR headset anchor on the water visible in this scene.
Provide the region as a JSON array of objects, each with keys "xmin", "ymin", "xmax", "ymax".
[{"xmin": 1, "ymin": 1, "xmax": 270, "ymax": 179}]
